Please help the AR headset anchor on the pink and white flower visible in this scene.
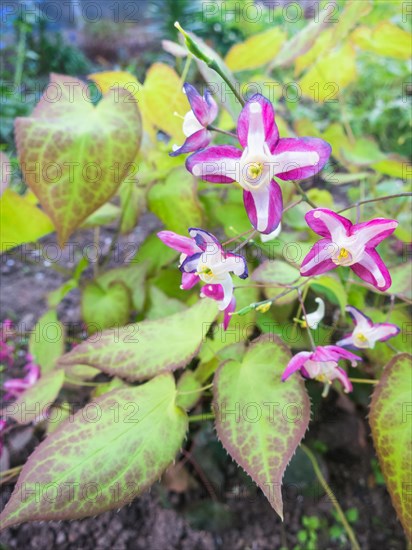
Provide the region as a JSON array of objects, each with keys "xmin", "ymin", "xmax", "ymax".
[
  {"xmin": 186, "ymin": 94, "xmax": 331, "ymax": 234},
  {"xmin": 3, "ymin": 354, "xmax": 40, "ymax": 400},
  {"xmin": 170, "ymin": 84, "xmax": 218, "ymax": 156},
  {"xmin": 157, "ymin": 228, "xmax": 248, "ymax": 329},
  {"xmin": 300, "ymin": 209, "xmax": 398, "ymax": 291},
  {"xmin": 0, "ymin": 319, "xmax": 14, "ymax": 366},
  {"xmin": 337, "ymin": 306, "xmax": 400, "ymax": 349},
  {"xmin": 282, "ymin": 345, "xmax": 361, "ymax": 395}
]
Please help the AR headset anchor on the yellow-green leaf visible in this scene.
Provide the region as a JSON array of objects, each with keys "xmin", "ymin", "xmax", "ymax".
[
  {"xmin": 225, "ymin": 28, "xmax": 286, "ymax": 72},
  {"xmin": 351, "ymin": 22, "xmax": 412, "ymax": 60}
]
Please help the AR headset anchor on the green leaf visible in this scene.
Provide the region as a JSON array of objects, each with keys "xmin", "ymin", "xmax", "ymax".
[
  {"xmin": 252, "ymin": 260, "xmax": 301, "ymax": 305},
  {"xmin": 96, "ymin": 263, "xmax": 148, "ymax": 312},
  {"xmin": 0, "ymin": 374, "xmax": 187, "ymax": 528},
  {"xmin": 213, "ymin": 335, "xmax": 310, "ymax": 519},
  {"xmin": 134, "ymin": 233, "xmax": 178, "ymax": 275},
  {"xmin": 146, "ymin": 286, "xmax": 187, "ymax": 320},
  {"xmin": 2, "ymin": 370, "xmax": 64, "ymax": 425},
  {"xmin": 225, "ymin": 28, "xmax": 286, "ymax": 72},
  {"xmin": 82, "ymin": 202, "xmax": 120, "ymax": 228},
  {"xmin": 310, "ymin": 275, "xmax": 347, "ymax": 314},
  {"xmin": 351, "ymin": 22, "xmax": 411, "ymax": 60},
  {"xmin": 81, "ymin": 281, "xmax": 132, "ymax": 333},
  {"xmin": 15, "ymin": 74, "xmax": 142, "ymax": 245},
  {"xmin": 47, "ymin": 279, "xmax": 77, "ymax": 308},
  {"xmin": 386, "ymin": 263, "xmax": 412, "ymax": 301},
  {"xmin": 148, "ymin": 167, "xmax": 203, "ymax": 234},
  {"xmin": 369, "ymin": 354, "xmax": 412, "ymax": 541},
  {"xmin": 29, "ymin": 310, "xmax": 65, "ymax": 373},
  {"xmin": 176, "ymin": 371, "xmax": 203, "ymax": 411},
  {"xmin": 0, "ymin": 189, "xmax": 54, "ymax": 252},
  {"xmin": 119, "ymin": 178, "xmax": 146, "ymax": 234},
  {"xmin": 59, "ymin": 299, "xmax": 219, "ymax": 381}
]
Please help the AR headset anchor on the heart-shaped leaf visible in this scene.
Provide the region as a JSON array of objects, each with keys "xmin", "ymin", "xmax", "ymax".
[
  {"xmin": 15, "ymin": 74, "xmax": 142, "ymax": 246},
  {"xmin": 58, "ymin": 299, "xmax": 219, "ymax": 381},
  {"xmin": 369, "ymin": 353, "xmax": 412, "ymax": 541},
  {"xmin": 0, "ymin": 374, "xmax": 187, "ymax": 528},
  {"xmin": 213, "ymin": 334, "xmax": 310, "ymax": 519}
]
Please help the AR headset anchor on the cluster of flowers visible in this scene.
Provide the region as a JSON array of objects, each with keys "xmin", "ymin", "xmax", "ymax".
[{"xmin": 158, "ymin": 86, "xmax": 400, "ymax": 395}]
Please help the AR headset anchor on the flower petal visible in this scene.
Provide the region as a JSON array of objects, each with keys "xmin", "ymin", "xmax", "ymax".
[
  {"xmin": 271, "ymin": 137, "xmax": 331, "ymax": 181},
  {"xmin": 305, "ymin": 209, "xmax": 352, "ymax": 240},
  {"xmin": 346, "ymin": 305, "xmax": 373, "ymax": 329},
  {"xmin": 183, "ymin": 83, "xmax": 210, "ymax": 126},
  {"xmin": 300, "ymin": 238, "xmax": 338, "ymax": 276},
  {"xmin": 188, "ymin": 228, "xmax": 222, "ymax": 253},
  {"xmin": 223, "ymin": 252, "xmax": 248, "ymax": 279},
  {"xmin": 237, "ymin": 94, "xmax": 279, "ymax": 153},
  {"xmin": 223, "ymin": 295, "xmax": 236, "ymax": 330},
  {"xmin": 335, "ymin": 367, "xmax": 353, "ymax": 393},
  {"xmin": 323, "ymin": 345, "xmax": 361, "ymax": 365},
  {"xmin": 219, "ymin": 275, "xmax": 234, "ymax": 310},
  {"xmin": 350, "ymin": 249, "xmax": 392, "ymax": 291},
  {"xmin": 204, "ymin": 89, "xmax": 218, "ymax": 124},
  {"xmin": 170, "ymin": 129, "xmax": 212, "ymax": 157},
  {"xmin": 335, "ymin": 334, "xmax": 355, "ymax": 348},
  {"xmin": 186, "ymin": 145, "xmax": 242, "ymax": 183},
  {"xmin": 200, "ymin": 283, "xmax": 224, "ymax": 301},
  {"xmin": 282, "ymin": 351, "xmax": 312, "ymax": 381},
  {"xmin": 180, "ymin": 252, "xmax": 202, "ymax": 273},
  {"xmin": 181, "ymin": 272, "xmax": 200, "ymax": 290},
  {"xmin": 368, "ymin": 323, "xmax": 400, "ymax": 343},
  {"xmin": 243, "ymin": 179, "xmax": 283, "ymax": 234},
  {"xmin": 351, "ymin": 218, "xmax": 398, "ymax": 249},
  {"xmin": 157, "ymin": 230, "xmax": 199, "ymax": 255}
]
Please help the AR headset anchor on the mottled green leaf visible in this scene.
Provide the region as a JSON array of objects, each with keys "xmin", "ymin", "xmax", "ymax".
[
  {"xmin": 81, "ymin": 281, "xmax": 132, "ymax": 334},
  {"xmin": 15, "ymin": 74, "xmax": 142, "ymax": 245},
  {"xmin": 59, "ymin": 299, "xmax": 219, "ymax": 381},
  {"xmin": 0, "ymin": 374, "xmax": 187, "ymax": 528},
  {"xmin": 146, "ymin": 286, "xmax": 187, "ymax": 320},
  {"xmin": 213, "ymin": 335, "xmax": 310, "ymax": 519},
  {"xmin": 369, "ymin": 354, "xmax": 412, "ymax": 541}
]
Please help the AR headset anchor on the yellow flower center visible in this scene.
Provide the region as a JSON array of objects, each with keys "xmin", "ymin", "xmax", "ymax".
[
  {"xmin": 247, "ymin": 162, "xmax": 263, "ymax": 180},
  {"xmin": 333, "ymin": 247, "xmax": 353, "ymax": 266},
  {"xmin": 197, "ymin": 266, "xmax": 214, "ymax": 277}
]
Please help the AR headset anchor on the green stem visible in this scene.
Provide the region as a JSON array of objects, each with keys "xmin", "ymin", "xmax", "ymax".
[
  {"xmin": 338, "ymin": 193, "xmax": 412, "ymax": 214},
  {"xmin": 301, "ymin": 444, "xmax": 361, "ymax": 550},
  {"xmin": 207, "ymin": 125, "xmax": 237, "ymax": 139},
  {"xmin": 293, "ymin": 181, "xmax": 317, "ymax": 208},
  {"xmin": 178, "ymin": 383, "xmax": 213, "ymax": 396},
  {"xmin": 14, "ymin": 23, "xmax": 27, "ymax": 89},
  {"xmin": 297, "ymin": 289, "xmax": 316, "ymax": 350},
  {"xmin": 208, "ymin": 59, "xmax": 244, "ymax": 106},
  {"xmin": 348, "ymin": 378, "xmax": 378, "ymax": 385},
  {"xmin": 188, "ymin": 412, "xmax": 215, "ymax": 423}
]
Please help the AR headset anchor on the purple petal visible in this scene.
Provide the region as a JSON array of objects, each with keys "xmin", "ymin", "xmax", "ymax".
[
  {"xmin": 305, "ymin": 209, "xmax": 352, "ymax": 239},
  {"xmin": 243, "ymin": 179, "xmax": 283, "ymax": 234},
  {"xmin": 323, "ymin": 345, "xmax": 361, "ymax": 364},
  {"xmin": 335, "ymin": 334, "xmax": 355, "ymax": 347},
  {"xmin": 157, "ymin": 230, "xmax": 199, "ymax": 255},
  {"xmin": 186, "ymin": 145, "xmax": 242, "ymax": 183},
  {"xmin": 183, "ymin": 83, "xmax": 210, "ymax": 126},
  {"xmin": 335, "ymin": 367, "xmax": 353, "ymax": 393},
  {"xmin": 346, "ymin": 305, "xmax": 373, "ymax": 328},
  {"xmin": 237, "ymin": 94, "xmax": 279, "ymax": 153},
  {"xmin": 204, "ymin": 89, "xmax": 218, "ymax": 124},
  {"xmin": 350, "ymin": 249, "xmax": 392, "ymax": 291},
  {"xmin": 170, "ymin": 129, "xmax": 212, "ymax": 157},
  {"xmin": 224, "ymin": 252, "xmax": 248, "ymax": 279},
  {"xmin": 351, "ymin": 218, "xmax": 398, "ymax": 249},
  {"xmin": 300, "ymin": 238, "xmax": 337, "ymax": 277},
  {"xmin": 282, "ymin": 351, "xmax": 312, "ymax": 381},
  {"xmin": 181, "ymin": 272, "xmax": 200, "ymax": 290},
  {"xmin": 200, "ymin": 283, "xmax": 224, "ymax": 301},
  {"xmin": 189, "ymin": 228, "xmax": 222, "ymax": 253},
  {"xmin": 24, "ymin": 363, "xmax": 40, "ymax": 385},
  {"xmin": 180, "ymin": 252, "xmax": 202, "ymax": 273},
  {"xmin": 223, "ymin": 295, "xmax": 236, "ymax": 331},
  {"xmin": 272, "ymin": 137, "xmax": 331, "ymax": 181},
  {"xmin": 369, "ymin": 323, "xmax": 400, "ymax": 342}
]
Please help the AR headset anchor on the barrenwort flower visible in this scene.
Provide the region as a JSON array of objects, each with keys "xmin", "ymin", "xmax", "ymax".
[
  {"xmin": 186, "ymin": 93, "xmax": 331, "ymax": 234},
  {"xmin": 337, "ymin": 305, "xmax": 400, "ymax": 349},
  {"xmin": 282, "ymin": 345, "xmax": 361, "ymax": 396},
  {"xmin": 157, "ymin": 228, "xmax": 248, "ymax": 329},
  {"xmin": 170, "ymin": 84, "xmax": 218, "ymax": 157},
  {"xmin": 300, "ymin": 208, "xmax": 398, "ymax": 291},
  {"xmin": 3, "ymin": 354, "xmax": 40, "ymax": 400}
]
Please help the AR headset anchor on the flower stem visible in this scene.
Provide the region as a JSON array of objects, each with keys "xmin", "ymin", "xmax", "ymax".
[
  {"xmin": 207, "ymin": 125, "xmax": 237, "ymax": 139},
  {"xmin": 337, "ymin": 193, "xmax": 412, "ymax": 214},
  {"xmin": 348, "ymin": 378, "xmax": 378, "ymax": 385},
  {"xmin": 297, "ymin": 289, "xmax": 316, "ymax": 351},
  {"xmin": 231, "ymin": 230, "xmax": 258, "ymax": 253},
  {"xmin": 301, "ymin": 444, "xmax": 361, "ymax": 550},
  {"xmin": 188, "ymin": 412, "xmax": 215, "ymax": 422},
  {"xmin": 222, "ymin": 228, "xmax": 256, "ymax": 246},
  {"xmin": 293, "ymin": 181, "xmax": 318, "ymax": 208}
]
